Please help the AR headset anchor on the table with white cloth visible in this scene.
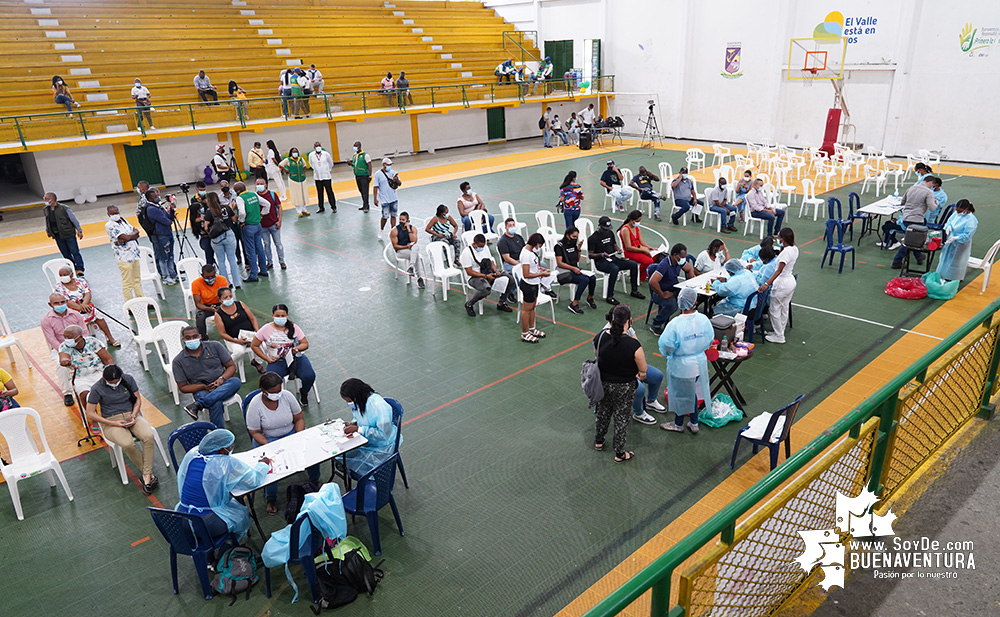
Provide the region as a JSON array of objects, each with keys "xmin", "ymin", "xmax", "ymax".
[
  {"xmin": 232, "ymin": 421, "xmax": 367, "ymax": 538},
  {"xmin": 857, "ymin": 195, "xmax": 902, "ymax": 244},
  {"xmin": 676, "ymin": 270, "xmax": 730, "ymax": 314}
]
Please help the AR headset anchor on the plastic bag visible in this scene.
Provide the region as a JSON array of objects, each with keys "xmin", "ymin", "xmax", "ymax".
[
  {"xmin": 885, "ymin": 276, "xmax": 927, "ymax": 300},
  {"xmin": 921, "ymin": 271, "xmax": 959, "ymax": 300},
  {"xmin": 699, "ymin": 394, "xmax": 744, "ymax": 428}
]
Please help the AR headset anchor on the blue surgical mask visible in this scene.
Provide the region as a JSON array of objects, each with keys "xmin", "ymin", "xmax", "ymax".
[
  {"xmin": 273, "ymin": 317, "xmax": 288, "ymax": 326},
  {"xmin": 53, "ymin": 304, "xmax": 68, "ymax": 314},
  {"xmin": 198, "ymin": 190, "xmax": 206, "ymax": 197},
  {"xmin": 184, "ymin": 339, "xmax": 202, "ymax": 350},
  {"xmin": 385, "ymin": 166, "xmax": 392, "ymax": 174},
  {"xmin": 348, "ymin": 402, "xmax": 358, "ymax": 411},
  {"xmin": 204, "ymin": 277, "xmax": 216, "ymax": 286},
  {"xmin": 222, "ymin": 298, "xmax": 235, "ymax": 307}
]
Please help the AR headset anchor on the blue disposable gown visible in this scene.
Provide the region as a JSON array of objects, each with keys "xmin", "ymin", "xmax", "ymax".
[
  {"xmin": 658, "ymin": 312, "xmax": 714, "ymax": 416},
  {"xmin": 175, "ymin": 450, "xmax": 269, "ymax": 538},
  {"xmin": 346, "ymin": 393, "xmax": 398, "ymax": 477},
  {"xmin": 753, "ymin": 258, "xmax": 778, "ymax": 286},
  {"xmin": 711, "ymin": 270, "xmax": 758, "ymax": 316},
  {"xmin": 741, "ymin": 245, "xmax": 762, "ymax": 264},
  {"xmin": 936, "ymin": 212, "xmax": 978, "ymax": 281},
  {"xmin": 262, "ymin": 483, "xmax": 347, "ymax": 568}
]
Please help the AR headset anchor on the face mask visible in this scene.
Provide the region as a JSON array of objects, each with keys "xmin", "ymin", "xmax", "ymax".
[
  {"xmin": 506, "ymin": 226, "xmax": 516, "ymax": 234},
  {"xmin": 256, "ymin": 185, "xmax": 266, "ymax": 193},
  {"xmin": 106, "ymin": 380, "xmax": 120, "ymax": 389},
  {"xmin": 222, "ymin": 298, "xmax": 235, "ymax": 307},
  {"xmin": 474, "ymin": 245, "xmax": 486, "ymax": 253},
  {"xmin": 291, "ymin": 152, "xmax": 299, "ymax": 158},
  {"xmin": 53, "ymin": 304, "xmax": 68, "ymax": 314},
  {"xmin": 59, "ymin": 275, "xmax": 72, "ymax": 284},
  {"xmin": 385, "ymin": 166, "xmax": 392, "ymax": 174},
  {"xmin": 314, "ymin": 147, "xmax": 322, "ymax": 153},
  {"xmin": 745, "ymin": 175, "xmax": 751, "ymax": 179},
  {"xmin": 352, "ymin": 146, "xmax": 359, "ymax": 153},
  {"xmin": 464, "ymin": 189, "xmax": 471, "ymax": 195},
  {"xmin": 204, "ymin": 277, "xmax": 216, "ymax": 286},
  {"xmin": 109, "ymin": 214, "xmax": 122, "ymax": 222},
  {"xmin": 348, "ymin": 402, "xmax": 358, "ymax": 411},
  {"xmin": 184, "ymin": 339, "xmax": 201, "ymax": 350},
  {"xmin": 720, "ymin": 183, "xmax": 726, "ymax": 188},
  {"xmin": 222, "ymin": 187, "xmax": 230, "ymax": 194},
  {"xmin": 273, "ymin": 316, "xmax": 288, "ymax": 326},
  {"xmin": 198, "ymin": 190, "xmax": 206, "ymax": 197},
  {"xmin": 265, "ymin": 390, "xmax": 282, "ymax": 401}
]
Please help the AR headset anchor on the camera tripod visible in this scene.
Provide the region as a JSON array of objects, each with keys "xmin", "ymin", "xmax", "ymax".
[
  {"xmin": 171, "ymin": 188, "xmax": 198, "ymax": 261},
  {"xmin": 640, "ymin": 104, "xmax": 663, "ymax": 151}
]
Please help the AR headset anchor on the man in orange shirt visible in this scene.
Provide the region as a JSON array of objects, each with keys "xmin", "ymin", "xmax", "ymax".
[{"xmin": 191, "ymin": 264, "xmax": 229, "ymax": 339}]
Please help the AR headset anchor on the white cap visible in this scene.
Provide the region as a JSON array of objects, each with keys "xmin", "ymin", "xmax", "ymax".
[
  {"xmin": 216, "ymin": 143, "xmax": 226, "ymax": 150},
  {"xmin": 382, "ymin": 157, "xmax": 392, "ymax": 165}
]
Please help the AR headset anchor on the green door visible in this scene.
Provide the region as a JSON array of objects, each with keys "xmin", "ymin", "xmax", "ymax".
[
  {"xmin": 124, "ymin": 140, "xmax": 164, "ymax": 185},
  {"xmin": 544, "ymin": 40, "xmax": 574, "ymax": 82},
  {"xmin": 486, "ymin": 107, "xmax": 506, "ymax": 141}
]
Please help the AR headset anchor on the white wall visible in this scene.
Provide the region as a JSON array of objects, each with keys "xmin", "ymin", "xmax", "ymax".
[
  {"xmin": 418, "ymin": 109, "xmax": 488, "ymax": 152},
  {"xmin": 336, "ymin": 115, "xmax": 414, "ymax": 161},
  {"xmin": 157, "ymin": 134, "xmax": 226, "ymax": 186},
  {"xmin": 33, "ymin": 144, "xmax": 122, "ymax": 198},
  {"xmin": 487, "ymin": 0, "xmax": 1000, "ymax": 162}
]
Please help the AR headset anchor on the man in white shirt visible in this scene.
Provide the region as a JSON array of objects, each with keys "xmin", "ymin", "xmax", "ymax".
[
  {"xmin": 579, "ymin": 103, "xmax": 597, "ymax": 129},
  {"xmin": 373, "ymin": 157, "xmax": 400, "ymax": 241},
  {"xmin": 212, "ymin": 144, "xmax": 231, "ymax": 183},
  {"xmin": 549, "ymin": 115, "xmax": 569, "ymax": 146},
  {"xmin": 459, "ymin": 233, "xmax": 516, "ymax": 316},
  {"xmin": 307, "ymin": 141, "xmax": 336, "ymax": 213},
  {"xmin": 296, "ymin": 69, "xmax": 311, "ymax": 116},
  {"xmin": 306, "ymin": 64, "xmax": 324, "ymax": 93},
  {"xmin": 130, "ymin": 78, "xmax": 153, "ymax": 129},
  {"xmin": 105, "ymin": 204, "xmax": 143, "ymax": 300},
  {"xmin": 193, "ymin": 70, "xmax": 217, "ymax": 103}
]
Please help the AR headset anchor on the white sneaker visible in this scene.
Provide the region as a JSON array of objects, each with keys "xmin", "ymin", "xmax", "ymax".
[
  {"xmin": 888, "ymin": 241, "xmax": 901, "ymax": 250},
  {"xmin": 765, "ymin": 334, "xmax": 786, "ymax": 344},
  {"xmin": 377, "ymin": 231, "xmax": 384, "ymax": 242},
  {"xmin": 644, "ymin": 399, "xmax": 666, "ymax": 413},
  {"xmin": 633, "ymin": 411, "xmax": 657, "ymax": 425},
  {"xmin": 660, "ymin": 421, "xmax": 684, "ymax": 432},
  {"xmin": 688, "ymin": 423, "xmax": 700, "ymax": 434},
  {"xmin": 875, "ymin": 241, "xmax": 884, "ymax": 247}
]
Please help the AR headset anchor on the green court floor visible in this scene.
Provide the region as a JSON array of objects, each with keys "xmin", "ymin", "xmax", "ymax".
[{"xmin": 0, "ymin": 144, "xmax": 997, "ymax": 617}]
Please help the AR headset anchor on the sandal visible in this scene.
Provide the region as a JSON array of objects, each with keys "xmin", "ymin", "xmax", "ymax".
[
  {"xmin": 529, "ymin": 328, "xmax": 546, "ymax": 339},
  {"xmin": 109, "ymin": 340, "xmax": 121, "ymax": 347},
  {"xmin": 266, "ymin": 500, "xmax": 279, "ymax": 515},
  {"xmin": 614, "ymin": 451, "xmax": 636, "ymax": 463},
  {"xmin": 594, "ymin": 441, "xmax": 604, "ymax": 450},
  {"xmin": 521, "ymin": 332, "xmax": 539, "ymax": 344},
  {"xmin": 251, "ymin": 359, "xmax": 266, "ymax": 374}
]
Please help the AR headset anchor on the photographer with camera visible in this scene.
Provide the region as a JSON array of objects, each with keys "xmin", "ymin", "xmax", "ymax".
[
  {"xmin": 188, "ymin": 181, "xmax": 216, "ymax": 266},
  {"xmin": 460, "ymin": 233, "xmax": 516, "ymax": 317},
  {"xmin": 144, "ymin": 187, "xmax": 179, "ymax": 285},
  {"xmin": 212, "ymin": 144, "xmax": 232, "ymax": 184}
]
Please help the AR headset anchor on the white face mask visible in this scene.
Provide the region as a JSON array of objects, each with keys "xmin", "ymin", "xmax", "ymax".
[
  {"xmin": 291, "ymin": 152, "xmax": 299, "ymax": 158},
  {"xmin": 314, "ymin": 147, "xmax": 322, "ymax": 153},
  {"xmin": 464, "ymin": 188, "xmax": 471, "ymax": 196},
  {"xmin": 353, "ymin": 146, "xmax": 359, "ymax": 153},
  {"xmin": 106, "ymin": 380, "xmax": 120, "ymax": 389},
  {"xmin": 264, "ymin": 390, "xmax": 282, "ymax": 401},
  {"xmin": 109, "ymin": 214, "xmax": 122, "ymax": 222},
  {"xmin": 59, "ymin": 275, "xmax": 72, "ymax": 284},
  {"xmin": 256, "ymin": 185, "xmax": 266, "ymax": 193}
]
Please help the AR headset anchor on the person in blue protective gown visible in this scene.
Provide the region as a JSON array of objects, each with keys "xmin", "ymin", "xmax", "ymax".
[
  {"xmin": 752, "ymin": 244, "xmax": 779, "ymax": 286},
  {"xmin": 936, "ymin": 199, "xmax": 978, "ymax": 282},
  {"xmin": 741, "ymin": 235, "xmax": 774, "ymax": 266},
  {"xmin": 340, "ymin": 378, "xmax": 398, "ymax": 478},
  {"xmin": 658, "ymin": 287, "xmax": 714, "ymax": 435},
  {"xmin": 175, "ymin": 429, "xmax": 270, "ymax": 540},
  {"xmin": 711, "ymin": 259, "xmax": 758, "ymax": 317}
]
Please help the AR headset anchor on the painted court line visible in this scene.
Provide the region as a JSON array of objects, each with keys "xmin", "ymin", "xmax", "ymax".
[{"xmin": 791, "ymin": 302, "xmax": 944, "ymax": 339}]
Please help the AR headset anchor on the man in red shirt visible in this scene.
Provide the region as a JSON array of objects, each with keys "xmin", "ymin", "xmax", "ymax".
[{"xmin": 257, "ymin": 177, "xmax": 286, "ymax": 270}]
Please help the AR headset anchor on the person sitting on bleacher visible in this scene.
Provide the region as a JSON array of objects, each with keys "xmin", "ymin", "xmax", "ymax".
[
  {"xmin": 52, "ymin": 76, "xmax": 80, "ymax": 112},
  {"xmin": 494, "ymin": 59, "xmax": 515, "ymax": 83},
  {"xmin": 306, "ymin": 64, "xmax": 324, "ymax": 94},
  {"xmin": 381, "ymin": 72, "xmax": 395, "ymax": 105},
  {"xmin": 194, "ymin": 70, "xmax": 218, "ymax": 103},
  {"xmin": 396, "ymin": 71, "xmax": 414, "ymax": 106},
  {"xmin": 531, "ymin": 56, "xmax": 553, "ymax": 94}
]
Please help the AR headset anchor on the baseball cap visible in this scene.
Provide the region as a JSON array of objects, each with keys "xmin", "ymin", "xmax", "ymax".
[
  {"xmin": 382, "ymin": 157, "xmax": 392, "ymax": 165},
  {"xmin": 606, "ymin": 160, "xmax": 614, "ymax": 165},
  {"xmin": 216, "ymin": 143, "xmax": 226, "ymax": 150},
  {"xmin": 598, "ymin": 216, "xmax": 612, "ymax": 229}
]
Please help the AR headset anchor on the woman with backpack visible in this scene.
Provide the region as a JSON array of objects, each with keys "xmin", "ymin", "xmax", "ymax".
[
  {"xmin": 203, "ymin": 191, "xmax": 241, "ymax": 290},
  {"xmin": 245, "ymin": 372, "xmax": 321, "ymax": 515},
  {"xmin": 340, "ymin": 378, "xmax": 398, "ymax": 478},
  {"xmin": 592, "ymin": 305, "xmax": 648, "ymax": 462}
]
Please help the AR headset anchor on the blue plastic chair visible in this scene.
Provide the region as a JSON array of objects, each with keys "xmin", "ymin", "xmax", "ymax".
[
  {"xmin": 382, "ymin": 397, "xmax": 409, "ymax": 489},
  {"xmin": 272, "ymin": 511, "xmax": 328, "ymax": 604},
  {"xmin": 147, "ymin": 506, "xmax": 238, "ymax": 600},
  {"xmin": 927, "ymin": 203, "xmax": 955, "ymax": 232},
  {"xmin": 167, "ymin": 421, "xmax": 217, "ymax": 469},
  {"xmin": 730, "ymin": 395, "xmax": 805, "ymax": 471},
  {"xmin": 342, "ymin": 454, "xmax": 404, "ymax": 556},
  {"xmin": 740, "ymin": 289, "xmax": 769, "ymax": 344},
  {"xmin": 827, "ymin": 197, "xmax": 854, "ymax": 241},
  {"xmin": 848, "ymin": 192, "xmax": 868, "ymax": 238},
  {"xmin": 821, "ymin": 219, "xmax": 856, "ymax": 273},
  {"xmin": 240, "ymin": 389, "xmax": 262, "ymax": 443}
]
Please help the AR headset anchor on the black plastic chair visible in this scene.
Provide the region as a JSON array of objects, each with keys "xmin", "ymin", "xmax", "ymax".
[
  {"xmin": 147, "ymin": 506, "xmax": 238, "ymax": 600},
  {"xmin": 383, "ymin": 397, "xmax": 409, "ymax": 489},
  {"xmin": 927, "ymin": 203, "xmax": 955, "ymax": 232},
  {"xmin": 730, "ymin": 395, "xmax": 805, "ymax": 471},
  {"xmin": 821, "ymin": 219, "xmax": 856, "ymax": 273},
  {"xmin": 342, "ymin": 454, "xmax": 404, "ymax": 556},
  {"xmin": 166, "ymin": 421, "xmax": 218, "ymax": 469}
]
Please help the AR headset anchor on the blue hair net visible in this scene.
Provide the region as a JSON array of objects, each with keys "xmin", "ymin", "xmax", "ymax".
[
  {"xmin": 199, "ymin": 429, "xmax": 236, "ymax": 453},
  {"xmin": 678, "ymin": 286, "xmax": 698, "ymax": 311},
  {"xmin": 724, "ymin": 259, "xmax": 743, "ymax": 275}
]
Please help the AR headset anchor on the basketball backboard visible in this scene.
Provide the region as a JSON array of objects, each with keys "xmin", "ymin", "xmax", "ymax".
[{"xmin": 787, "ymin": 37, "xmax": 847, "ymax": 80}]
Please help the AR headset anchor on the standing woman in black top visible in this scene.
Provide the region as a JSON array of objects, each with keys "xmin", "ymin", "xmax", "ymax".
[
  {"xmin": 593, "ymin": 304, "xmax": 647, "ymax": 462},
  {"xmin": 212, "ymin": 287, "xmax": 264, "ymax": 374}
]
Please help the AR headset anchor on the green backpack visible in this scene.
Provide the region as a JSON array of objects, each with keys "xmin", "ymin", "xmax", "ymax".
[{"xmin": 212, "ymin": 546, "xmax": 259, "ymax": 605}]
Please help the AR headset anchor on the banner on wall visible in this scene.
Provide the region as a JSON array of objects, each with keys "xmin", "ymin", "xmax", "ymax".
[
  {"xmin": 959, "ymin": 23, "xmax": 999, "ymax": 58},
  {"xmin": 721, "ymin": 42, "xmax": 743, "ymax": 79}
]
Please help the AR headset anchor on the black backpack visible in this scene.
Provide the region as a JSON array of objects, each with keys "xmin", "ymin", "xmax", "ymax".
[
  {"xmin": 340, "ymin": 549, "xmax": 384, "ymax": 596},
  {"xmin": 284, "ymin": 481, "xmax": 319, "ymax": 523},
  {"xmin": 211, "ymin": 546, "xmax": 259, "ymax": 605},
  {"xmin": 136, "ymin": 202, "xmax": 156, "ymax": 237},
  {"xmin": 538, "ymin": 116, "xmax": 546, "ymax": 130},
  {"xmin": 310, "ymin": 561, "xmax": 359, "ymax": 614}
]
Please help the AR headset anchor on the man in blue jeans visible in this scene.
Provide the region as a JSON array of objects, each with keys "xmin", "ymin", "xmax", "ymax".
[
  {"xmin": 647, "ymin": 243, "xmax": 696, "ymax": 336},
  {"xmin": 670, "ymin": 167, "xmax": 703, "ymax": 224},
  {"xmin": 42, "ymin": 192, "xmax": 86, "ymax": 275},
  {"xmin": 745, "ymin": 178, "xmax": 785, "ymax": 236},
  {"xmin": 172, "ymin": 326, "xmax": 241, "ymax": 428},
  {"xmin": 144, "ymin": 188, "xmax": 179, "ymax": 285},
  {"xmin": 234, "ymin": 181, "xmax": 268, "ymax": 282}
]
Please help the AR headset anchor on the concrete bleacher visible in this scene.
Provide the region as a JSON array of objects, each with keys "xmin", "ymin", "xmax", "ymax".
[{"xmin": 0, "ymin": 0, "xmax": 541, "ymax": 118}]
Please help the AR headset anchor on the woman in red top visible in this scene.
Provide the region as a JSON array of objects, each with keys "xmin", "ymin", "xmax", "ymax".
[{"xmin": 618, "ymin": 210, "xmax": 655, "ymax": 281}]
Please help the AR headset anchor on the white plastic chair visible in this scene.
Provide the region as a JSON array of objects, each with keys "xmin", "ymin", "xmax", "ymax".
[
  {"xmin": 123, "ymin": 297, "xmax": 162, "ymax": 371},
  {"xmin": 176, "ymin": 257, "xmax": 206, "ymax": 319},
  {"xmin": 744, "ymin": 214, "xmax": 766, "ymax": 239},
  {"xmin": 712, "ymin": 144, "xmax": 731, "ymax": 166},
  {"xmin": 426, "ymin": 241, "xmax": 464, "ymax": 302},
  {"xmin": 498, "ymin": 201, "xmax": 527, "ymax": 235},
  {"xmin": 42, "ymin": 257, "xmax": 74, "ymax": 290},
  {"xmin": 225, "ymin": 340, "xmax": 249, "ymax": 383},
  {"xmin": 799, "ymin": 179, "xmax": 824, "ymax": 222},
  {"xmin": 534, "ymin": 210, "xmax": 556, "ymax": 233},
  {"xmin": 151, "ymin": 321, "xmax": 188, "ymax": 405},
  {"xmin": 576, "ymin": 217, "xmax": 595, "ymax": 242},
  {"xmin": 967, "ymin": 238, "xmax": 1000, "ymax": 294},
  {"xmin": 702, "ymin": 191, "xmax": 723, "ymax": 233},
  {"xmin": 686, "ymin": 148, "xmax": 706, "ymax": 171},
  {"xmin": 657, "ymin": 162, "xmax": 674, "ymax": 196},
  {"xmin": 860, "ymin": 165, "xmax": 888, "ymax": 196},
  {"xmin": 917, "ymin": 148, "xmax": 940, "ymax": 172},
  {"xmin": 0, "ymin": 408, "xmax": 74, "ymax": 520},
  {"xmin": 774, "ymin": 167, "xmax": 797, "ymax": 208},
  {"xmin": 467, "ymin": 210, "xmax": 497, "ymax": 243},
  {"xmin": 0, "ymin": 308, "xmax": 32, "ymax": 369},
  {"xmin": 99, "ymin": 415, "xmax": 171, "ymax": 485},
  {"xmin": 513, "ymin": 271, "xmax": 555, "ymax": 324},
  {"xmin": 285, "ymin": 374, "xmax": 321, "ymax": 404},
  {"xmin": 138, "ymin": 246, "xmax": 165, "ymax": 299},
  {"xmin": 814, "ymin": 160, "xmax": 836, "ymax": 191}
]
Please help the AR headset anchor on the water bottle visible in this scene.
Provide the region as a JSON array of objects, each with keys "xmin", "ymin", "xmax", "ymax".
[{"xmin": 720, "ymin": 336, "xmax": 729, "ymax": 352}]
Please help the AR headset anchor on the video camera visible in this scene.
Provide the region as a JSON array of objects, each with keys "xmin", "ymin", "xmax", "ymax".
[{"xmin": 178, "ymin": 182, "xmax": 190, "ymax": 193}]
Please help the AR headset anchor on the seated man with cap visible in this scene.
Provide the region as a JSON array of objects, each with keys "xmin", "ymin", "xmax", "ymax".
[
  {"xmin": 600, "ymin": 160, "xmax": 633, "ymax": 213},
  {"xmin": 175, "ymin": 429, "xmax": 271, "ymax": 541},
  {"xmin": 587, "ymin": 216, "xmax": 645, "ymax": 304}
]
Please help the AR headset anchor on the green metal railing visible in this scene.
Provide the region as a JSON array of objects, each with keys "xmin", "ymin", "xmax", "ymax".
[
  {"xmin": 583, "ymin": 298, "xmax": 1000, "ymax": 617},
  {"xmin": 503, "ymin": 30, "xmax": 541, "ymax": 65},
  {"xmin": 0, "ymin": 75, "xmax": 615, "ymax": 150}
]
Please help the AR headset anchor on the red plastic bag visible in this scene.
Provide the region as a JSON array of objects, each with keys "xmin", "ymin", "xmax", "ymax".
[
  {"xmin": 885, "ymin": 276, "xmax": 928, "ymax": 299},
  {"xmin": 662, "ymin": 387, "xmax": 704, "ymax": 408}
]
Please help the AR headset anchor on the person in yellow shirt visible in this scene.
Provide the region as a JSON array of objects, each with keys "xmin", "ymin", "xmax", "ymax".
[{"xmin": 0, "ymin": 368, "xmax": 19, "ymax": 411}]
